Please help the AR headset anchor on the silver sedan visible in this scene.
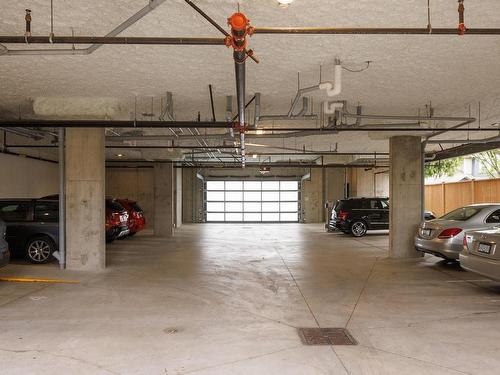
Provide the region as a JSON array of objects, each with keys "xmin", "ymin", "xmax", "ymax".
[
  {"xmin": 460, "ymin": 227, "xmax": 500, "ymax": 281},
  {"xmin": 415, "ymin": 204, "xmax": 500, "ymax": 260}
]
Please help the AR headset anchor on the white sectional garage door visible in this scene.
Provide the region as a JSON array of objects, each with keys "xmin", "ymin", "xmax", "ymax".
[{"xmin": 205, "ymin": 180, "xmax": 300, "ymax": 222}]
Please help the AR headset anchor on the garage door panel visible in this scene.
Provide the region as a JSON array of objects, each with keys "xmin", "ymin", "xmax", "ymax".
[
  {"xmin": 206, "ymin": 212, "xmax": 224, "ymax": 221},
  {"xmin": 225, "ymin": 213, "xmax": 243, "ymax": 221},
  {"xmin": 244, "ymin": 213, "xmax": 261, "ymax": 222},
  {"xmin": 244, "ymin": 202, "xmax": 261, "ymax": 212},
  {"xmin": 205, "ymin": 180, "xmax": 299, "ymax": 223},
  {"xmin": 262, "ymin": 191, "xmax": 279, "ymax": 201}
]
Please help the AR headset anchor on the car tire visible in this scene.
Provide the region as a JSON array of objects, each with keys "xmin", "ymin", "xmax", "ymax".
[
  {"xmin": 25, "ymin": 236, "xmax": 55, "ymax": 264},
  {"xmin": 350, "ymin": 221, "xmax": 367, "ymax": 237}
]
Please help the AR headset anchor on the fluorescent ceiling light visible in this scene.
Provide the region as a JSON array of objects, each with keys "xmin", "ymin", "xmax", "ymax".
[{"xmin": 277, "ymin": 0, "xmax": 294, "ymax": 7}]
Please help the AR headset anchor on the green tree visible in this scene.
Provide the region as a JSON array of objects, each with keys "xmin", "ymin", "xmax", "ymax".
[
  {"xmin": 475, "ymin": 150, "xmax": 500, "ymax": 178},
  {"xmin": 425, "ymin": 157, "xmax": 463, "ymax": 178}
]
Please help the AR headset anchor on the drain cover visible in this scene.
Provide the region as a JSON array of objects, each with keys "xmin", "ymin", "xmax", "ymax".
[{"xmin": 297, "ymin": 328, "xmax": 357, "ymax": 346}]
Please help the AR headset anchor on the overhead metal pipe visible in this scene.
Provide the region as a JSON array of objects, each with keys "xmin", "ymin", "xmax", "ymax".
[
  {"xmin": 253, "ymin": 27, "xmax": 500, "ymax": 35},
  {"xmin": 57, "ymin": 128, "xmax": 65, "ymax": 269},
  {"xmin": 258, "ymin": 114, "xmax": 318, "ymax": 121},
  {"xmin": 426, "ymin": 136, "xmax": 500, "ymax": 144},
  {"xmin": 3, "ymin": 0, "xmax": 169, "ymax": 56},
  {"xmin": 234, "ymin": 50, "xmax": 246, "ymax": 168},
  {"xmin": 426, "ymin": 118, "xmax": 477, "ymax": 139},
  {"xmin": 0, "ymin": 36, "xmax": 226, "ymax": 45},
  {"xmin": 341, "ymin": 112, "xmax": 475, "ymax": 122},
  {"xmin": 5, "ymin": 144, "xmax": 240, "ymax": 150},
  {"xmin": 249, "ymin": 126, "xmax": 494, "ymax": 132},
  {"xmin": 183, "ymin": 0, "xmax": 258, "ymax": 63},
  {"xmin": 0, "ymin": 120, "xmax": 232, "ymax": 128},
  {"xmin": 0, "ymin": 127, "xmax": 44, "ymax": 139}
]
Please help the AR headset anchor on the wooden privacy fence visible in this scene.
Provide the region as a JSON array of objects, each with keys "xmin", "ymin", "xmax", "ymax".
[{"xmin": 425, "ymin": 178, "xmax": 500, "ymax": 217}]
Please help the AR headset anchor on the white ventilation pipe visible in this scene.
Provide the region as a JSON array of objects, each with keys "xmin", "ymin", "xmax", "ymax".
[{"xmin": 320, "ymin": 59, "xmax": 342, "ymax": 114}]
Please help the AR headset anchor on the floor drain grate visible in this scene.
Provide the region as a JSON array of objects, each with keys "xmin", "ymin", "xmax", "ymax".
[{"xmin": 297, "ymin": 328, "xmax": 357, "ymax": 346}]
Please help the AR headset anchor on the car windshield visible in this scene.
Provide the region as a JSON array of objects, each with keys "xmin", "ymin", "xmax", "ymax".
[
  {"xmin": 130, "ymin": 202, "xmax": 143, "ymax": 212},
  {"xmin": 106, "ymin": 200, "xmax": 125, "ymax": 212},
  {"xmin": 439, "ymin": 207, "xmax": 482, "ymax": 221}
]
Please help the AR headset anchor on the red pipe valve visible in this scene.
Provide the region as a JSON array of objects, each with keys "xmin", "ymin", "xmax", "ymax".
[
  {"xmin": 458, "ymin": 0, "xmax": 466, "ymax": 35},
  {"xmin": 232, "ymin": 121, "xmax": 248, "ymax": 134},
  {"xmin": 225, "ymin": 12, "xmax": 254, "ymax": 52}
]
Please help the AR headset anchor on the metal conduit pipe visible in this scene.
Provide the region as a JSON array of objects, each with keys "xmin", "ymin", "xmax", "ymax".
[
  {"xmin": 58, "ymin": 128, "xmax": 65, "ymax": 269},
  {"xmin": 426, "ymin": 118, "xmax": 477, "ymax": 139},
  {"xmin": 258, "ymin": 114, "xmax": 317, "ymax": 121},
  {"xmin": 253, "ymin": 27, "xmax": 500, "ymax": 35},
  {"xmin": 3, "ymin": 0, "xmax": 169, "ymax": 56},
  {"xmin": 253, "ymin": 93, "xmax": 261, "ymax": 128},
  {"xmin": 0, "ymin": 120, "xmax": 232, "ymax": 128},
  {"xmin": 341, "ymin": 112, "xmax": 475, "ymax": 122},
  {"xmin": 250, "ymin": 127, "xmax": 492, "ymax": 132},
  {"xmin": 287, "ymin": 85, "xmax": 322, "ymax": 117},
  {"xmin": 0, "ymin": 36, "xmax": 226, "ymax": 45},
  {"xmin": 234, "ymin": 50, "xmax": 246, "ymax": 168},
  {"xmin": 426, "ymin": 136, "xmax": 500, "ymax": 144},
  {"xmin": 0, "ymin": 127, "xmax": 44, "ymax": 139}
]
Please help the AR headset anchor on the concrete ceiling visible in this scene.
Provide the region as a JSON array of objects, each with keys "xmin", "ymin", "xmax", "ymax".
[{"xmin": 1, "ymin": 0, "xmax": 499, "ymax": 161}]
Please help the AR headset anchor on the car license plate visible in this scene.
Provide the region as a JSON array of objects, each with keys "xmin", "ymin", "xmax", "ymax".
[
  {"xmin": 478, "ymin": 243, "xmax": 492, "ymax": 254},
  {"xmin": 422, "ymin": 229, "xmax": 431, "ymax": 237}
]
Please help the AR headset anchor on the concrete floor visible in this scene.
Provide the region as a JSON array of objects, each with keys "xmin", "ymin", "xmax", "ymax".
[{"xmin": 1, "ymin": 224, "xmax": 500, "ymax": 375}]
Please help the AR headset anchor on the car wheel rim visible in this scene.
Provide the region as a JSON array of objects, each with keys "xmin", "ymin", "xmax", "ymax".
[
  {"xmin": 28, "ymin": 240, "xmax": 51, "ymax": 262},
  {"xmin": 352, "ymin": 222, "xmax": 366, "ymax": 236}
]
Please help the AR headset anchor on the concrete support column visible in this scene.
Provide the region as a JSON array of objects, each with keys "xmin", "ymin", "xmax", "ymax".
[
  {"xmin": 65, "ymin": 128, "xmax": 105, "ymax": 271},
  {"xmin": 389, "ymin": 136, "xmax": 423, "ymax": 258},
  {"xmin": 175, "ymin": 168, "xmax": 183, "ymax": 228},
  {"xmin": 154, "ymin": 163, "xmax": 174, "ymax": 237}
]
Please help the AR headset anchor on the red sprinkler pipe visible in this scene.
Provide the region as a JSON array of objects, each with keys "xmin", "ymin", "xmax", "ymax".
[
  {"xmin": 458, "ymin": 0, "xmax": 466, "ymax": 35},
  {"xmin": 226, "ymin": 12, "xmax": 255, "ymax": 168}
]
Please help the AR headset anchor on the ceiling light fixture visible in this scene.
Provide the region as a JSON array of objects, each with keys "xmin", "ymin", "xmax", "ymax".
[
  {"xmin": 277, "ymin": 0, "xmax": 294, "ymax": 8},
  {"xmin": 116, "ymin": 154, "xmax": 123, "ymax": 157}
]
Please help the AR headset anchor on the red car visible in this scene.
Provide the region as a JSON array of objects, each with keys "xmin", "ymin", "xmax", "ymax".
[
  {"xmin": 117, "ymin": 199, "xmax": 146, "ymax": 236},
  {"xmin": 106, "ymin": 199, "xmax": 129, "ymax": 243}
]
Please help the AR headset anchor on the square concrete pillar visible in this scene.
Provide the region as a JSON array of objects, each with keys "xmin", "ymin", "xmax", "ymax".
[
  {"xmin": 65, "ymin": 128, "xmax": 105, "ymax": 271},
  {"xmin": 154, "ymin": 163, "xmax": 174, "ymax": 237},
  {"xmin": 175, "ymin": 168, "xmax": 182, "ymax": 228},
  {"xmin": 389, "ymin": 136, "xmax": 424, "ymax": 258}
]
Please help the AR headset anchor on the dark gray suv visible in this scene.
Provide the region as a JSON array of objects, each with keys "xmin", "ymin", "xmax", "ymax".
[
  {"xmin": 0, "ymin": 199, "xmax": 59, "ymax": 263},
  {"xmin": 0, "ymin": 218, "xmax": 9, "ymax": 268},
  {"xmin": 330, "ymin": 197, "xmax": 390, "ymax": 237}
]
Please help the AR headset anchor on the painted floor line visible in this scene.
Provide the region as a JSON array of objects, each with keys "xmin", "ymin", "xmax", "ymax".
[{"xmin": 0, "ymin": 277, "xmax": 80, "ymax": 284}]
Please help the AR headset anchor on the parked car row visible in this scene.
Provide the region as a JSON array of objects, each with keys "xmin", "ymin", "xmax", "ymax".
[
  {"xmin": 0, "ymin": 196, "xmax": 146, "ymax": 264},
  {"xmin": 415, "ymin": 204, "xmax": 500, "ymax": 281},
  {"xmin": 415, "ymin": 204, "xmax": 500, "ymax": 260},
  {"xmin": 328, "ymin": 197, "xmax": 500, "ymax": 282}
]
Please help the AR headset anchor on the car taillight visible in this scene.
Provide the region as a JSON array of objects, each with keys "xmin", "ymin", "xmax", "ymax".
[
  {"xmin": 111, "ymin": 213, "xmax": 121, "ymax": 225},
  {"xmin": 438, "ymin": 228, "xmax": 462, "ymax": 239},
  {"xmin": 338, "ymin": 210, "xmax": 348, "ymax": 221}
]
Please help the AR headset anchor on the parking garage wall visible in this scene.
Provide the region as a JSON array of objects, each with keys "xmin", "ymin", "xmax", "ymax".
[
  {"xmin": 106, "ymin": 167, "xmax": 154, "ymax": 228},
  {"xmin": 350, "ymin": 168, "xmax": 389, "ymax": 198},
  {"xmin": 0, "ymin": 153, "xmax": 58, "ymax": 198}
]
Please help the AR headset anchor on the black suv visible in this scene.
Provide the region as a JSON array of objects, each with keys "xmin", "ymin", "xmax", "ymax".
[
  {"xmin": 329, "ymin": 197, "xmax": 389, "ymax": 237},
  {"xmin": 0, "ymin": 198, "xmax": 59, "ymax": 263}
]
